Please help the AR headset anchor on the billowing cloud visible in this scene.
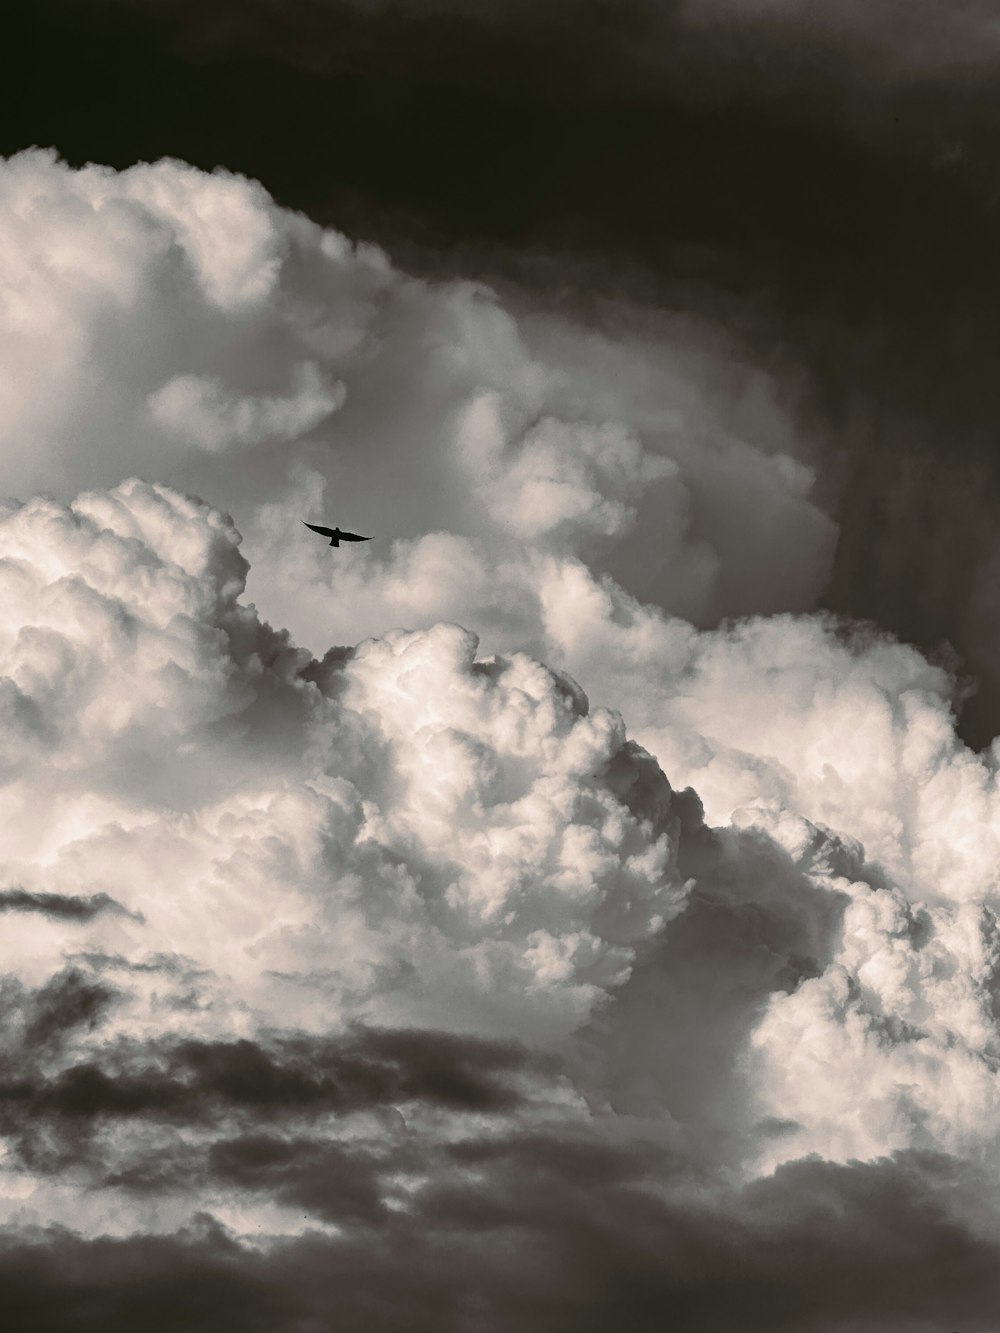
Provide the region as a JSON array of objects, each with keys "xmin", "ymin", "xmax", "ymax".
[
  {"xmin": 16, "ymin": 0, "xmax": 1000, "ymax": 762},
  {"xmin": 5, "ymin": 145, "xmax": 1000, "ymax": 1329},
  {"xmin": 1, "ymin": 473, "xmax": 1000, "ymax": 1246},
  {"xmin": 0, "ymin": 475, "xmax": 699, "ymax": 1241},
  {"xmin": 0, "ymin": 480, "xmax": 693, "ymax": 1055},
  {"xmin": 149, "ymin": 362, "xmax": 344, "ymax": 453},
  {"xmin": 0, "ymin": 147, "xmax": 837, "ymax": 647},
  {"xmin": 739, "ymin": 808, "xmax": 1000, "ymax": 1168}
]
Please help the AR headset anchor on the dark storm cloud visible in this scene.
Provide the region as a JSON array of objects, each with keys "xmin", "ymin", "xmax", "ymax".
[
  {"xmin": 0, "ymin": 970, "xmax": 117, "ymax": 1056},
  {"xmin": 0, "ymin": 887, "xmax": 133, "ymax": 922},
  {"xmin": 0, "ymin": 1028, "xmax": 535, "ymax": 1141},
  {"xmin": 1, "ymin": 1150, "xmax": 999, "ymax": 1332},
  {"xmin": 0, "ymin": 805, "xmax": 989, "ymax": 1328},
  {"xmin": 0, "ymin": 1024, "xmax": 540, "ymax": 1192},
  {"xmin": 207, "ymin": 1133, "xmax": 390, "ymax": 1225},
  {"xmin": 172, "ymin": 1029, "xmax": 535, "ymax": 1117},
  {"xmin": 102, "ymin": 1130, "xmax": 404, "ymax": 1226}
]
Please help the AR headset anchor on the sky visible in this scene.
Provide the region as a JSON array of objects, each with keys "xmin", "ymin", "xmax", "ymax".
[{"xmin": 3, "ymin": 3, "xmax": 1000, "ymax": 1329}]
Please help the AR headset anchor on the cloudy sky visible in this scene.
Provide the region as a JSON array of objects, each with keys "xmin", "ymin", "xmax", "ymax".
[{"xmin": 3, "ymin": 2, "xmax": 1000, "ymax": 1329}]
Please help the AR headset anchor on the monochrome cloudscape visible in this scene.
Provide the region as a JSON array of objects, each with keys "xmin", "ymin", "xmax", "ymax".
[{"xmin": 4, "ymin": 22, "xmax": 1000, "ymax": 1325}]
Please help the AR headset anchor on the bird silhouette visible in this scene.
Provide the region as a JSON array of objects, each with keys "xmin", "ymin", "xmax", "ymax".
[{"xmin": 303, "ymin": 521, "xmax": 372, "ymax": 548}]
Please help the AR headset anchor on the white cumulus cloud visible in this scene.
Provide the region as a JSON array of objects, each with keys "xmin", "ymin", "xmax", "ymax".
[
  {"xmin": 5, "ymin": 149, "xmax": 1000, "ymax": 1238},
  {"xmin": 0, "ymin": 480, "xmax": 689, "ymax": 1057}
]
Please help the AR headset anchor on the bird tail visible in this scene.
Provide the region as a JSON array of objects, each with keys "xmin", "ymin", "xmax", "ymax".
[{"xmin": 329, "ymin": 537, "xmax": 340, "ymax": 547}]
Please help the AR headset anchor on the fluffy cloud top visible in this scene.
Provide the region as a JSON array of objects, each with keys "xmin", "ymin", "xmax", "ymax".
[
  {"xmin": 0, "ymin": 147, "xmax": 836, "ymax": 640},
  {"xmin": 0, "ymin": 481, "xmax": 690, "ymax": 1058}
]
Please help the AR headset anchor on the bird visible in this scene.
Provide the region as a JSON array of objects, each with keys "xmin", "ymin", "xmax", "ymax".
[{"xmin": 302, "ymin": 521, "xmax": 372, "ymax": 548}]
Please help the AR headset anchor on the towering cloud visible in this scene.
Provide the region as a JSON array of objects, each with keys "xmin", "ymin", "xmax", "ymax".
[
  {"xmin": 0, "ymin": 475, "xmax": 998, "ymax": 1262},
  {"xmin": 0, "ymin": 476, "xmax": 696, "ymax": 1238},
  {"xmin": 0, "ymin": 479, "xmax": 695, "ymax": 1048},
  {"xmin": 0, "ymin": 148, "xmax": 837, "ymax": 642},
  {"xmin": 3, "ymin": 143, "xmax": 1000, "ymax": 1328}
]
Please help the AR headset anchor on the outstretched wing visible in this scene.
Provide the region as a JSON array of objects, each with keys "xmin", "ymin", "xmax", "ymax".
[
  {"xmin": 338, "ymin": 530, "xmax": 372, "ymax": 542},
  {"xmin": 303, "ymin": 521, "xmax": 336, "ymax": 538}
]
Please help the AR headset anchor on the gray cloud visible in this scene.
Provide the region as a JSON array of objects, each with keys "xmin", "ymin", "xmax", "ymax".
[
  {"xmin": 2, "ymin": 1029, "xmax": 537, "ymax": 1127},
  {"xmin": 575, "ymin": 818, "xmax": 849, "ymax": 1160},
  {"xmin": 0, "ymin": 889, "xmax": 134, "ymax": 922},
  {"xmin": 0, "ymin": 971, "xmax": 117, "ymax": 1058},
  {"xmin": 1, "ymin": 1150, "xmax": 998, "ymax": 1332},
  {"xmin": 0, "ymin": 1025, "xmax": 542, "ymax": 1194}
]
